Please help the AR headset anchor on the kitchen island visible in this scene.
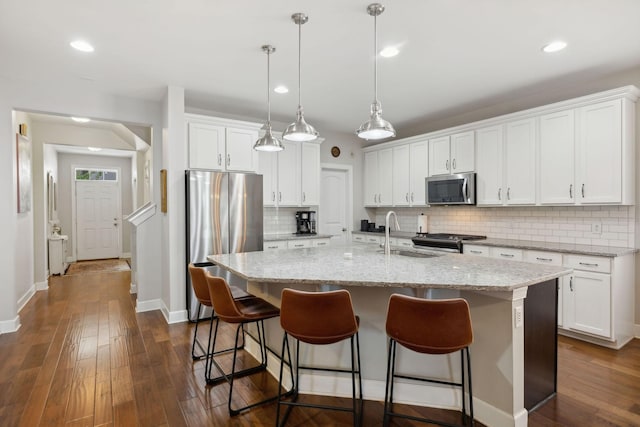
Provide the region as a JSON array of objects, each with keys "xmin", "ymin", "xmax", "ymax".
[{"xmin": 208, "ymin": 244, "xmax": 571, "ymax": 427}]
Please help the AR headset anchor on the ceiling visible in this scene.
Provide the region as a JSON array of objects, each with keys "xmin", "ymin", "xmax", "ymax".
[{"xmin": 3, "ymin": 0, "xmax": 640, "ymax": 140}]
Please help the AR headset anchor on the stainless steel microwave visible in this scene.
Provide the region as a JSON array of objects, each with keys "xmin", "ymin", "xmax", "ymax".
[{"xmin": 425, "ymin": 173, "xmax": 476, "ymax": 205}]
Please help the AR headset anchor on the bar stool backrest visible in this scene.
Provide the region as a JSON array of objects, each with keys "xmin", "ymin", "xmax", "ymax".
[
  {"xmin": 280, "ymin": 288, "xmax": 358, "ymax": 345},
  {"xmin": 386, "ymin": 294, "xmax": 473, "ymax": 354},
  {"xmin": 205, "ymin": 272, "xmax": 244, "ymax": 323},
  {"xmin": 188, "ymin": 264, "xmax": 212, "ymax": 307}
]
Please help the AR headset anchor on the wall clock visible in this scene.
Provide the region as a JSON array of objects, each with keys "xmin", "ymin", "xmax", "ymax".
[{"xmin": 331, "ymin": 146, "xmax": 341, "ymax": 158}]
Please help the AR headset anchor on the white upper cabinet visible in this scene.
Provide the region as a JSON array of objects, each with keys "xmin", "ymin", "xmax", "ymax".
[
  {"xmin": 409, "ymin": 140, "xmax": 429, "ymax": 205},
  {"xmin": 450, "ymin": 131, "xmax": 475, "ymax": 173},
  {"xmin": 577, "ymin": 100, "xmax": 623, "ymax": 204},
  {"xmin": 392, "ymin": 145, "xmax": 411, "ymax": 206},
  {"xmin": 186, "ymin": 114, "xmax": 260, "ymax": 172},
  {"xmin": 225, "ymin": 128, "xmax": 259, "ymax": 171},
  {"xmin": 429, "ymin": 132, "xmax": 474, "ymax": 176},
  {"xmin": 429, "ymin": 131, "xmax": 475, "ymax": 176},
  {"xmin": 258, "ymin": 151, "xmax": 278, "ymax": 206},
  {"xmin": 301, "ymin": 142, "xmax": 320, "ymax": 206},
  {"xmin": 539, "ymin": 109, "xmax": 575, "ymax": 204},
  {"xmin": 364, "ymin": 148, "xmax": 393, "ymax": 207},
  {"xmin": 188, "ymin": 122, "xmax": 225, "ymax": 170},
  {"xmin": 276, "ymin": 141, "xmax": 302, "ymax": 206},
  {"xmin": 259, "ymin": 139, "xmax": 322, "ymax": 208},
  {"xmin": 428, "ymin": 136, "xmax": 451, "ymax": 176},
  {"xmin": 476, "ymin": 125, "xmax": 503, "ymax": 205},
  {"xmin": 360, "ymin": 86, "xmax": 637, "ymax": 209},
  {"xmin": 539, "ymin": 98, "xmax": 634, "ymax": 206},
  {"xmin": 504, "ymin": 118, "xmax": 536, "ymax": 205}
]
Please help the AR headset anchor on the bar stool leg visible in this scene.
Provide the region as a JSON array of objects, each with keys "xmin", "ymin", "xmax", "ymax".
[
  {"xmin": 383, "ymin": 339, "xmax": 397, "ymax": 427},
  {"xmin": 355, "ymin": 331, "xmax": 363, "ymax": 426},
  {"xmin": 461, "ymin": 350, "xmax": 467, "ymax": 425},
  {"xmin": 466, "ymin": 347, "xmax": 475, "ymax": 426}
]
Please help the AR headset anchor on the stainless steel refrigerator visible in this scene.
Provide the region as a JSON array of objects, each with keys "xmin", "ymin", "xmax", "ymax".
[{"xmin": 185, "ymin": 170, "xmax": 263, "ymax": 321}]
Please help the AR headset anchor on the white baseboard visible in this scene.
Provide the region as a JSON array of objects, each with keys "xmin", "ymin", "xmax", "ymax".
[
  {"xmin": 35, "ymin": 280, "xmax": 48, "ymax": 291},
  {"xmin": 129, "ymin": 282, "xmax": 137, "ymax": 294},
  {"xmin": 17, "ymin": 286, "xmax": 36, "ymax": 313},
  {"xmin": 136, "ymin": 298, "xmax": 162, "ymax": 313},
  {"xmin": 161, "ymin": 301, "xmax": 188, "ymax": 324},
  {"xmin": 121, "ymin": 252, "xmax": 132, "ymax": 259},
  {"xmin": 242, "ymin": 335, "xmax": 525, "ymax": 427},
  {"xmin": 635, "ymin": 323, "xmax": 640, "ymax": 339},
  {"xmin": 0, "ymin": 315, "xmax": 21, "ymax": 334}
]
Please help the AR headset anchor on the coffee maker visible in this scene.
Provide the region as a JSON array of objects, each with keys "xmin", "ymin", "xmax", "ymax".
[{"xmin": 295, "ymin": 211, "xmax": 316, "ymax": 235}]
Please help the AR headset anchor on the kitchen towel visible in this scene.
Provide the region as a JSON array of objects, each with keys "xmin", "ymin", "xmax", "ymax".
[{"xmin": 417, "ymin": 214, "xmax": 428, "ymax": 233}]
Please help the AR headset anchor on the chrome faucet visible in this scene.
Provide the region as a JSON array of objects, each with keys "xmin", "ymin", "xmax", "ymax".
[{"xmin": 384, "ymin": 211, "xmax": 400, "ymax": 255}]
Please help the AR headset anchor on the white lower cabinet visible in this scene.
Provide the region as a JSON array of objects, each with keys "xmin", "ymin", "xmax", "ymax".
[
  {"xmin": 265, "ymin": 238, "xmax": 330, "ymax": 251},
  {"xmin": 465, "ymin": 245, "xmax": 634, "ymax": 348},
  {"xmin": 563, "ymin": 270, "xmax": 611, "ymax": 338},
  {"xmin": 48, "ymin": 235, "xmax": 69, "ymax": 275},
  {"xmin": 389, "ymin": 237, "xmax": 413, "ymax": 248}
]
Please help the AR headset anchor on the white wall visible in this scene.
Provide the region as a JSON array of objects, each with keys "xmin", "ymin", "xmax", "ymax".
[
  {"xmin": 0, "ymin": 75, "xmax": 163, "ymax": 333},
  {"xmin": 12, "ymin": 111, "xmax": 35, "ymax": 316}
]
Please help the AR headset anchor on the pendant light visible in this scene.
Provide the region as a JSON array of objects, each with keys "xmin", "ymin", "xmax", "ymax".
[
  {"xmin": 254, "ymin": 45, "xmax": 284, "ymax": 152},
  {"xmin": 356, "ymin": 3, "xmax": 396, "ymax": 140},
  {"xmin": 282, "ymin": 13, "xmax": 319, "ymax": 142}
]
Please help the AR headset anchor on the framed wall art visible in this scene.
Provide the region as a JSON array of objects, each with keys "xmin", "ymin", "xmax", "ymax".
[{"xmin": 16, "ymin": 133, "xmax": 32, "ymax": 213}]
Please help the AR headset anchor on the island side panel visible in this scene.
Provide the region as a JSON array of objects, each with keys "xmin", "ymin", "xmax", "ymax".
[
  {"xmin": 461, "ymin": 289, "xmax": 528, "ymax": 427},
  {"xmin": 523, "ymin": 278, "xmax": 558, "ymax": 410}
]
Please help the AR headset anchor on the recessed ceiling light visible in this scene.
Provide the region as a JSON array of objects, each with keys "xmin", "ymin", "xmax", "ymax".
[
  {"xmin": 87, "ymin": 147, "xmax": 102, "ymax": 152},
  {"xmin": 380, "ymin": 46, "xmax": 399, "ymax": 58},
  {"xmin": 542, "ymin": 41, "xmax": 567, "ymax": 53},
  {"xmin": 70, "ymin": 40, "xmax": 95, "ymax": 53},
  {"xmin": 71, "ymin": 117, "xmax": 91, "ymax": 123},
  {"xmin": 274, "ymin": 85, "xmax": 289, "ymax": 94}
]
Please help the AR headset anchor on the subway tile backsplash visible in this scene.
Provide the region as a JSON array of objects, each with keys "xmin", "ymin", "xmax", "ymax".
[
  {"xmin": 264, "ymin": 207, "xmax": 299, "ymax": 235},
  {"xmin": 373, "ymin": 206, "xmax": 636, "ymax": 248}
]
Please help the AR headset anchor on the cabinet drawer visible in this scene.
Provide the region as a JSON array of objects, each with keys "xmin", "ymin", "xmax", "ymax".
[
  {"xmin": 312, "ymin": 239, "xmax": 330, "ymax": 247},
  {"xmin": 490, "ymin": 247, "xmax": 523, "ymax": 261},
  {"xmin": 564, "ymin": 254, "xmax": 610, "ymax": 273},
  {"xmin": 394, "ymin": 238, "xmax": 414, "ymax": 248},
  {"xmin": 524, "ymin": 250, "xmax": 562, "ymax": 266},
  {"xmin": 463, "ymin": 245, "xmax": 489, "ymax": 257},
  {"xmin": 264, "ymin": 241, "xmax": 287, "ymax": 250},
  {"xmin": 288, "ymin": 239, "xmax": 312, "ymax": 249},
  {"xmin": 366, "ymin": 235, "xmax": 382, "ymax": 244},
  {"xmin": 352, "ymin": 234, "xmax": 366, "ymax": 243}
]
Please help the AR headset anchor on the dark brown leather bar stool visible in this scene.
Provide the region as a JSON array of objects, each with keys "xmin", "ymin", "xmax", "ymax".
[
  {"xmin": 384, "ymin": 294, "xmax": 474, "ymax": 427},
  {"xmin": 187, "ymin": 263, "xmax": 250, "ymax": 370},
  {"xmin": 276, "ymin": 288, "xmax": 363, "ymax": 426},
  {"xmin": 204, "ymin": 272, "xmax": 293, "ymax": 416}
]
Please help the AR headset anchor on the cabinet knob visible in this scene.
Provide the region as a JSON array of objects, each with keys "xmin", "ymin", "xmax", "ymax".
[
  {"xmin": 569, "ymin": 277, "xmax": 574, "ymax": 292},
  {"xmin": 446, "ymin": 159, "xmax": 449, "ymax": 171},
  {"xmin": 569, "ymin": 184, "xmax": 573, "ymax": 198},
  {"xmin": 302, "ymin": 192, "xmax": 306, "ymax": 202},
  {"xmin": 218, "ymin": 153, "xmax": 222, "ymax": 166},
  {"xmin": 498, "ymin": 188, "xmax": 502, "ymax": 200},
  {"xmin": 452, "ymin": 158, "xmax": 456, "ymax": 170},
  {"xmin": 227, "ymin": 154, "xmax": 231, "ymax": 167},
  {"xmin": 410, "ymin": 192, "xmax": 414, "ymax": 202},
  {"xmin": 581, "ymin": 184, "xmax": 585, "ymax": 198},
  {"xmin": 507, "ymin": 188, "xmax": 511, "ymax": 200}
]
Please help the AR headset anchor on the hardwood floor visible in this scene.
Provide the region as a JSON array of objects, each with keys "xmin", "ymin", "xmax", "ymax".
[{"xmin": 1, "ymin": 268, "xmax": 639, "ymax": 426}]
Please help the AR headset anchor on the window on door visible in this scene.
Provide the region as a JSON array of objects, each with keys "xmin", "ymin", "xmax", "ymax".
[{"xmin": 75, "ymin": 168, "xmax": 119, "ymax": 182}]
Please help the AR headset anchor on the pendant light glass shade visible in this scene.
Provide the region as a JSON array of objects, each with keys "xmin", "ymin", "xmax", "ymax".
[
  {"xmin": 254, "ymin": 45, "xmax": 284, "ymax": 152},
  {"xmin": 283, "ymin": 13, "xmax": 318, "ymax": 142},
  {"xmin": 357, "ymin": 3, "xmax": 395, "ymax": 141}
]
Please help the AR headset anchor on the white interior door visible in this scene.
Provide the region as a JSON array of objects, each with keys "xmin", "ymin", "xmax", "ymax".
[
  {"xmin": 320, "ymin": 168, "xmax": 349, "ymax": 244},
  {"xmin": 76, "ymin": 181, "xmax": 121, "ymax": 260}
]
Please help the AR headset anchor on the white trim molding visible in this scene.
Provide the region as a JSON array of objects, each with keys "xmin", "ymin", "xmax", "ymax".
[
  {"xmin": 136, "ymin": 298, "xmax": 162, "ymax": 313},
  {"xmin": 634, "ymin": 323, "xmax": 640, "ymax": 339},
  {"xmin": 0, "ymin": 316, "xmax": 21, "ymax": 334},
  {"xmin": 35, "ymin": 280, "xmax": 49, "ymax": 291},
  {"xmin": 161, "ymin": 301, "xmax": 188, "ymax": 324},
  {"xmin": 17, "ymin": 286, "xmax": 36, "ymax": 313}
]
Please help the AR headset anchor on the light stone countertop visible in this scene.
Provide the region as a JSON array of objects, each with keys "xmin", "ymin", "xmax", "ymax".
[
  {"xmin": 264, "ymin": 233, "xmax": 332, "ymax": 241},
  {"xmin": 468, "ymin": 238, "xmax": 637, "ymax": 257},
  {"xmin": 351, "ymin": 230, "xmax": 417, "ymax": 239},
  {"xmin": 208, "ymin": 244, "xmax": 571, "ymax": 292},
  {"xmin": 352, "ymin": 231, "xmax": 637, "ymax": 257}
]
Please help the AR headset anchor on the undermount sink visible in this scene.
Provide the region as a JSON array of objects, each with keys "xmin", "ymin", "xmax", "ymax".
[{"xmin": 377, "ymin": 249, "xmax": 442, "ymax": 258}]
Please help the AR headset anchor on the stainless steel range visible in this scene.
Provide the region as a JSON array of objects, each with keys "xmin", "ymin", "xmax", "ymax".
[{"xmin": 411, "ymin": 233, "xmax": 486, "ymax": 253}]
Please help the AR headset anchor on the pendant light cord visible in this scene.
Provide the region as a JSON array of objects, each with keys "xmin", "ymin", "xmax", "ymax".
[
  {"xmin": 373, "ymin": 12, "xmax": 378, "ymax": 104},
  {"xmin": 298, "ymin": 20, "xmax": 302, "ymax": 108},
  {"xmin": 267, "ymin": 49, "xmax": 271, "ymax": 124}
]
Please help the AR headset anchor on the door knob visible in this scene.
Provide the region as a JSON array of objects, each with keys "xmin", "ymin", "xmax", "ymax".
[{"xmin": 342, "ymin": 228, "xmax": 347, "ymax": 232}]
